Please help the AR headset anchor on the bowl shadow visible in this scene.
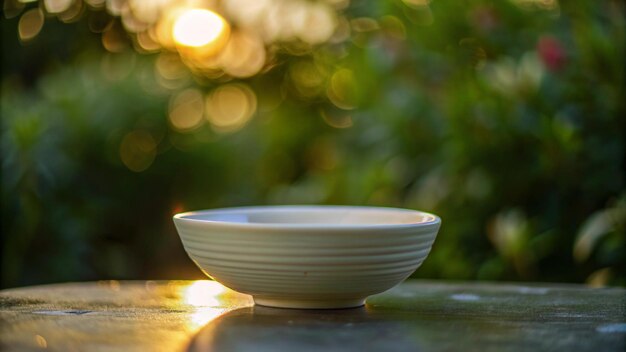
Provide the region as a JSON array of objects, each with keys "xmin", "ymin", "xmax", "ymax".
[{"xmin": 186, "ymin": 304, "xmax": 420, "ymax": 352}]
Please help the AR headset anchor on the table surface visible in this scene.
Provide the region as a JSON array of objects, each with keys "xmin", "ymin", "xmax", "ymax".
[{"xmin": 1, "ymin": 280, "xmax": 625, "ymax": 351}]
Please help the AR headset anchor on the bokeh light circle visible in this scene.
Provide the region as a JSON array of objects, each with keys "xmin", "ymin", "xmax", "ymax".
[
  {"xmin": 173, "ymin": 9, "xmax": 228, "ymax": 48},
  {"xmin": 205, "ymin": 83, "xmax": 257, "ymax": 132}
]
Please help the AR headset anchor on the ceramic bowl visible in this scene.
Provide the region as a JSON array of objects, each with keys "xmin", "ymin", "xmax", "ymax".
[{"xmin": 173, "ymin": 205, "xmax": 441, "ymax": 309}]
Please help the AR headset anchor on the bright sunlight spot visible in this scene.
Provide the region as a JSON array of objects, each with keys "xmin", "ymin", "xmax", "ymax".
[
  {"xmin": 173, "ymin": 9, "xmax": 229, "ymax": 48},
  {"xmin": 182, "ymin": 280, "xmax": 226, "ymax": 307}
]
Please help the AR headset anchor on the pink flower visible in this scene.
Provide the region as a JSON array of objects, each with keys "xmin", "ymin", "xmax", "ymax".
[{"xmin": 537, "ymin": 36, "xmax": 567, "ymax": 71}]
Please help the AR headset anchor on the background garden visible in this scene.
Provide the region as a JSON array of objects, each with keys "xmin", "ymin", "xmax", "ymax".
[{"xmin": 2, "ymin": 0, "xmax": 624, "ymax": 289}]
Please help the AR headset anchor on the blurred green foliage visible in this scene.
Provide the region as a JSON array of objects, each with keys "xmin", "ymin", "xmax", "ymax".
[{"xmin": 2, "ymin": 0, "xmax": 625, "ymax": 288}]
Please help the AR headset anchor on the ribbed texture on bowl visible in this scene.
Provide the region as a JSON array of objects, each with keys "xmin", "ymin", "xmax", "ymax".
[{"xmin": 174, "ymin": 207, "xmax": 440, "ymax": 308}]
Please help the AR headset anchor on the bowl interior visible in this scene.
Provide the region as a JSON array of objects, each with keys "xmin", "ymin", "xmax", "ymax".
[{"xmin": 175, "ymin": 206, "xmax": 437, "ymax": 227}]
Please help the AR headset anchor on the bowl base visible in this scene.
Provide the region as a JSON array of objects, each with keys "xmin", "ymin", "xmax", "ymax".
[{"xmin": 253, "ymin": 297, "xmax": 365, "ymax": 309}]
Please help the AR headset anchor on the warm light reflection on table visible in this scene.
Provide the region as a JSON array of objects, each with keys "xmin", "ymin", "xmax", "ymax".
[
  {"xmin": 0, "ymin": 280, "xmax": 255, "ymax": 351},
  {"xmin": 178, "ymin": 280, "xmax": 233, "ymax": 333}
]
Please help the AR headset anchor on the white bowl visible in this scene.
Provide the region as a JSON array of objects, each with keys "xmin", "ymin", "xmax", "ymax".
[{"xmin": 173, "ymin": 205, "xmax": 441, "ymax": 309}]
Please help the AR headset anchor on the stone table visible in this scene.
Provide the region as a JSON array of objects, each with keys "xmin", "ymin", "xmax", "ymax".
[{"xmin": 1, "ymin": 280, "xmax": 624, "ymax": 351}]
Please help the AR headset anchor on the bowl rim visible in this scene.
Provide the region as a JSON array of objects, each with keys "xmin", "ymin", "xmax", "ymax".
[{"xmin": 173, "ymin": 205, "xmax": 441, "ymax": 230}]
